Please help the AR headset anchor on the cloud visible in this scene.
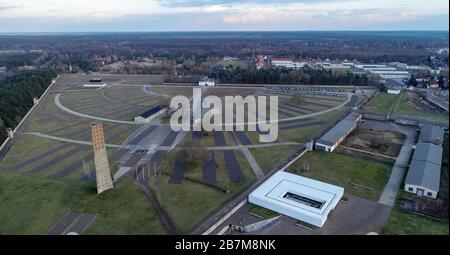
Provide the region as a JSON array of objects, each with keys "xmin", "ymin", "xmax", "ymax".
[
  {"xmin": 0, "ymin": 2, "xmax": 16, "ymax": 11},
  {"xmin": 0, "ymin": 0, "xmax": 448, "ymax": 31},
  {"xmin": 157, "ymin": 0, "xmax": 337, "ymax": 7}
]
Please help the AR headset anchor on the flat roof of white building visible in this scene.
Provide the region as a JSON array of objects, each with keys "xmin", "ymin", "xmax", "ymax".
[{"xmin": 248, "ymin": 171, "xmax": 344, "ymax": 227}]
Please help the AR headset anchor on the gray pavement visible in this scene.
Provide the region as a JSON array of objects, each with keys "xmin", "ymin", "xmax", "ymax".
[{"xmin": 213, "ymin": 194, "xmax": 391, "ymax": 235}]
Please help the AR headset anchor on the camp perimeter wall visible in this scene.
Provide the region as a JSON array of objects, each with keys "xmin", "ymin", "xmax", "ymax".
[{"xmin": 0, "ymin": 75, "xmax": 60, "ymax": 158}]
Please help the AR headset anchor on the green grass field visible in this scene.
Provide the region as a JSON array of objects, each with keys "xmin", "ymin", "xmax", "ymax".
[
  {"xmin": 250, "ymin": 145, "xmax": 299, "ymax": 174},
  {"xmin": 0, "ymin": 171, "xmax": 166, "ymax": 234},
  {"xmin": 150, "ymin": 149, "xmax": 256, "ymax": 233},
  {"xmin": 384, "ymin": 201, "xmax": 449, "ymax": 235},
  {"xmin": 363, "ymin": 91, "xmax": 448, "ymax": 122},
  {"xmin": 248, "ymin": 205, "xmax": 279, "ymax": 219},
  {"xmin": 288, "ymin": 151, "xmax": 392, "ymax": 201},
  {"xmin": 394, "ymin": 92, "xmax": 449, "ymax": 122},
  {"xmin": 277, "ymin": 109, "xmax": 347, "ymax": 143},
  {"xmin": 363, "ymin": 92, "xmax": 399, "ymax": 113}
]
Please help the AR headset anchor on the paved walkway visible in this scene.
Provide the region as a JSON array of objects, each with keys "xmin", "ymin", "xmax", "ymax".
[
  {"xmin": 142, "ymin": 85, "xmax": 172, "ymax": 98},
  {"xmin": 339, "ymin": 145, "xmax": 397, "ymax": 160},
  {"xmin": 137, "ymin": 182, "xmax": 179, "ymax": 234},
  {"xmin": 48, "ymin": 211, "xmax": 96, "ymax": 235},
  {"xmin": 54, "ymin": 94, "xmax": 139, "ymax": 125},
  {"xmin": 378, "ymin": 124, "xmax": 417, "ymax": 207},
  {"xmin": 55, "ymin": 89, "xmax": 351, "ymax": 127},
  {"xmin": 25, "ymin": 132, "xmax": 300, "ymax": 151},
  {"xmin": 24, "ymin": 132, "xmax": 122, "ymax": 148},
  {"xmin": 232, "ymin": 132, "xmax": 265, "ymax": 179}
]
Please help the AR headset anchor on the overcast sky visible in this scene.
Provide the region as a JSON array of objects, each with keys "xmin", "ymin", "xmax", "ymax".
[{"xmin": 0, "ymin": 0, "xmax": 448, "ymax": 32}]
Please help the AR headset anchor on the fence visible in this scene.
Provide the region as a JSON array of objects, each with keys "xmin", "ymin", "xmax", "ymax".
[{"xmin": 0, "ymin": 74, "xmax": 60, "ymax": 159}]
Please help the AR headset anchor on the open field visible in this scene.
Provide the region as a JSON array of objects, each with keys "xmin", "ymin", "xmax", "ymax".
[
  {"xmin": 341, "ymin": 127, "xmax": 405, "ymax": 157},
  {"xmin": 287, "ymin": 151, "xmax": 392, "ymax": 201},
  {"xmin": 0, "ymin": 73, "xmax": 362, "ymax": 234},
  {"xmin": 363, "ymin": 92, "xmax": 399, "ymax": 113},
  {"xmin": 249, "ymin": 145, "xmax": 299, "ymax": 174},
  {"xmin": 363, "ymin": 91, "xmax": 448, "ymax": 122},
  {"xmin": 0, "ymin": 171, "xmax": 166, "ymax": 234},
  {"xmin": 395, "ymin": 92, "xmax": 449, "ymax": 122},
  {"xmin": 150, "ymin": 148, "xmax": 256, "ymax": 233}
]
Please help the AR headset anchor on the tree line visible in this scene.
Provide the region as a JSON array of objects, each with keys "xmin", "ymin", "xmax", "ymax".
[
  {"xmin": 210, "ymin": 67, "xmax": 373, "ymax": 86},
  {"xmin": 0, "ymin": 69, "xmax": 57, "ymax": 143}
]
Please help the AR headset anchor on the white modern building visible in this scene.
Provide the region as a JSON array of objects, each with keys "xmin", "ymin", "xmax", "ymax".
[{"xmin": 248, "ymin": 171, "xmax": 344, "ymax": 227}]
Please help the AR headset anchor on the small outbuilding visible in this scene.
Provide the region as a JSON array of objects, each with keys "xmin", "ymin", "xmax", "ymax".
[
  {"xmin": 134, "ymin": 105, "xmax": 167, "ymax": 123},
  {"xmin": 404, "ymin": 142, "xmax": 443, "ymax": 199},
  {"xmin": 315, "ymin": 112, "xmax": 362, "ymax": 152},
  {"xmin": 199, "ymin": 76, "xmax": 215, "ymax": 87}
]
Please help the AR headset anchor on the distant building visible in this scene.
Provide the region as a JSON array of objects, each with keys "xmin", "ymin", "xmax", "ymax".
[
  {"xmin": 0, "ymin": 67, "xmax": 6, "ymax": 73},
  {"xmin": 385, "ymin": 79, "xmax": 407, "ymax": 94},
  {"xmin": 255, "ymin": 55, "xmax": 267, "ymax": 70},
  {"xmin": 18, "ymin": 65, "xmax": 37, "ymax": 71},
  {"xmin": 134, "ymin": 105, "xmax": 167, "ymax": 123},
  {"xmin": 353, "ymin": 64, "xmax": 411, "ymax": 80},
  {"xmin": 315, "ymin": 112, "xmax": 362, "ymax": 152},
  {"xmin": 317, "ymin": 61, "xmax": 354, "ymax": 69},
  {"xmin": 404, "ymin": 142, "xmax": 443, "ymax": 199},
  {"xmin": 198, "ymin": 76, "xmax": 215, "ymax": 87},
  {"xmin": 370, "ymin": 70, "xmax": 411, "ymax": 80},
  {"xmin": 271, "ymin": 57, "xmax": 304, "ymax": 69},
  {"xmin": 389, "ymin": 62, "xmax": 428, "ymax": 71},
  {"xmin": 223, "ymin": 56, "xmax": 239, "ymax": 62}
]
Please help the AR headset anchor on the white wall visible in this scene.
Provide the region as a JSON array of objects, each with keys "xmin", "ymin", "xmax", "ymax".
[
  {"xmin": 387, "ymin": 89, "xmax": 401, "ymax": 95},
  {"xmin": 315, "ymin": 143, "xmax": 335, "ymax": 152},
  {"xmin": 134, "ymin": 108, "xmax": 167, "ymax": 123},
  {"xmin": 404, "ymin": 184, "xmax": 437, "ymax": 199}
]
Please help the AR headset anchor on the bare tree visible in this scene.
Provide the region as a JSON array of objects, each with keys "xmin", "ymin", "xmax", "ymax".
[{"xmin": 177, "ymin": 139, "xmax": 210, "ymax": 169}]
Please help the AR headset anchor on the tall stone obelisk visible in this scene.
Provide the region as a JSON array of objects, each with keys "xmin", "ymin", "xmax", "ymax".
[{"xmin": 91, "ymin": 123, "xmax": 113, "ymax": 194}]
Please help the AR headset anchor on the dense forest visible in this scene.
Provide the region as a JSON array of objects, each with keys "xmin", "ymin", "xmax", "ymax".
[
  {"xmin": 0, "ymin": 31, "xmax": 448, "ymax": 74},
  {"xmin": 211, "ymin": 68, "xmax": 373, "ymax": 86},
  {"xmin": 0, "ymin": 69, "xmax": 57, "ymax": 143}
]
